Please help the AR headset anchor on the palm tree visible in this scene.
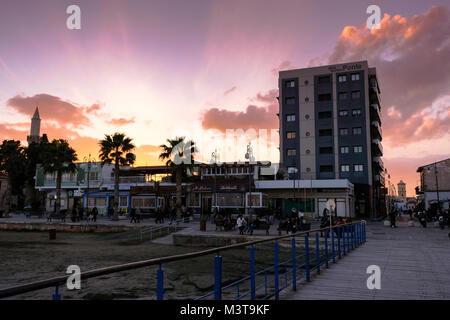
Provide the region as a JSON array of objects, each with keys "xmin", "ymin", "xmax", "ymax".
[
  {"xmin": 0, "ymin": 140, "xmax": 27, "ymax": 217},
  {"xmin": 99, "ymin": 133, "xmax": 136, "ymax": 220},
  {"xmin": 159, "ymin": 137, "xmax": 197, "ymax": 219},
  {"xmin": 41, "ymin": 139, "xmax": 78, "ymax": 216}
]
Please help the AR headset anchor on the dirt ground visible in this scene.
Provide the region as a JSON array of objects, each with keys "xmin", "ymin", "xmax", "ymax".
[{"xmin": 0, "ymin": 231, "xmax": 293, "ymax": 300}]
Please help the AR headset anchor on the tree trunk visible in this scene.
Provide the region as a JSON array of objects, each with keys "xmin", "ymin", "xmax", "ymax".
[
  {"xmin": 3, "ymin": 177, "xmax": 12, "ymax": 217},
  {"xmin": 176, "ymin": 166, "xmax": 182, "ymax": 219},
  {"xmin": 56, "ymin": 170, "xmax": 62, "ymax": 216},
  {"xmin": 113, "ymin": 161, "xmax": 119, "ymax": 221}
]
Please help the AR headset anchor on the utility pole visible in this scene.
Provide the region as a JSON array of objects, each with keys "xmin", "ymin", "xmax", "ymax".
[{"xmin": 434, "ymin": 162, "xmax": 440, "ymax": 211}]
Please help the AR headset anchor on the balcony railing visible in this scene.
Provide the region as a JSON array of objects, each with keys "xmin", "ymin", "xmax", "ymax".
[{"xmin": 372, "ymin": 139, "xmax": 383, "ymax": 156}]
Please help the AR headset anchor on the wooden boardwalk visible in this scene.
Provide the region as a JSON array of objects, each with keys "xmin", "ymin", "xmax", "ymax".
[{"xmin": 280, "ymin": 218, "xmax": 450, "ymax": 300}]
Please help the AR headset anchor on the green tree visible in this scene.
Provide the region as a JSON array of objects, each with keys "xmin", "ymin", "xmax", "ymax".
[
  {"xmin": 0, "ymin": 140, "xmax": 27, "ymax": 216},
  {"xmin": 24, "ymin": 134, "xmax": 50, "ymax": 209},
  {"xmin": 159, "ymin": 137, "xmax": 197, "ymax": 219},
  {"xmin": 99, "ymin": 133, "xmax": 136, "ymax": 220},
  {"xmin": 41, "ymin": 139, "xmax": 78, "ymax": 216}
]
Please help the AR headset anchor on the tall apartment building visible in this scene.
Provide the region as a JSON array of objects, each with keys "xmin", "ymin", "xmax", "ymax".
[{"xmin": 278, "ymin": 61, "xmax": 385, "ymax": 219}]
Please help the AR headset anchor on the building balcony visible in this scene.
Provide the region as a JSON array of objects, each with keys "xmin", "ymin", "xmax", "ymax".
[
  {"xmin": 369, "ymin": 85, "xmax": 381, "ymax": 106},
  {"xmin": 371, "ymin": 121, "xmax": 383, "ymax": 140},
  {"xmin": 373, "ymin": 156, "xmax": 384, "ymax": 171},
  {"xmin": 370, "ymin": 103, "xmax": 382, "ymax": 125},
  {"xmin": 372, "ymin": 139, "xmax": 383, "ymax": 156}
]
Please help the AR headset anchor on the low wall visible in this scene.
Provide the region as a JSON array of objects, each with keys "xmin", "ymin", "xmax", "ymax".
[
  {"xmin": 173, "ymin": 234, "xmax": 251, "ymax": 247},
  {"xmin": 0, "ymin": 221, "xmax": 136, "ymax": 233}
]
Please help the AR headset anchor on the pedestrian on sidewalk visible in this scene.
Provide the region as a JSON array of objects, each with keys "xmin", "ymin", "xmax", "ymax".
[
  {"xmin": 92, "ymin": 206, "xmax": 98, "ymax": 222},
  {"xmin": 237, "ymin": 215, "xmax": 246, "ymax": 235},
  {"xmin": 389, "ymin": 209, "xmax": 397, "ymax": 228}
]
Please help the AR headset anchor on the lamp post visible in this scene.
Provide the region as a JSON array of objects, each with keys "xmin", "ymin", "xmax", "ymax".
[
  {"xmin": 83, "ymin": 154, "xmax": 96, "ymax": 215},
  {"xmin": 434, "ymin": 162, "xmax": 440, "ymax": 211},
  {"xmin": 245, "ymin": 142, "xmax": 255, "ymax": 218}
]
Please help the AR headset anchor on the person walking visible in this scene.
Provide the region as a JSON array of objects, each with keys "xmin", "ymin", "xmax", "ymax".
[
  {"xmin": 389, "ymin": 209, "xmax": 397, "ymax": 228},
  {"xmin": 169, "ymin": 206, "xmax": 177, "ymax": 225},
  {"xmin": 237, "ymin": 215, "xmax": 246, "ymax": 235},
  {"xmin": 130, "ymin": 208, "xmax": 136, "ymax": 223},
  {"xmin": 92, "ymin": 206, "xmax": 98, "ymax": 222}
]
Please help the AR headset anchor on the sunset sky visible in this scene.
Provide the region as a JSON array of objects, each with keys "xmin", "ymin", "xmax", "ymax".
[{"xmin": 1, "ymin": 0, "xmax": 450, "ymax": 196}]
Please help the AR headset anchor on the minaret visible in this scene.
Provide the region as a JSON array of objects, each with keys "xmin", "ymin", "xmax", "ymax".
[{"xmin": 27, "ymin": 107, "xmax": 41, "ymax": 145}]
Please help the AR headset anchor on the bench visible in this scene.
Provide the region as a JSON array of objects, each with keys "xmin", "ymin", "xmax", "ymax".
[
  {"xmin": 47, "ymin": 211, "xmax": 67, "ymax": 222},
  {"xmin": 25, "ymin": 211, "xmax": 45, "ymax": 219},
  {"xmin": 251, "ymin": 220, "xmax": 271, "ymax": 235}
]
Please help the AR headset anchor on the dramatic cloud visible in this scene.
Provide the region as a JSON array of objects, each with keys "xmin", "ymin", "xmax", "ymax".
[
  {"xmin": 271, "ymin": 60, "xmax": 295, "ymax": 75},
  {"xmin": 6, "ymin": 94, "xmax": 100, "ymax": 128},
  {"xmin": 106, "ymin": 117, "xmax": 136, "ymax": 126},
  {"xmin": 318, "ymin": 6, "xmax": 450, "ymax": 146},
  {"xmin": 201, "ymin": 89, "xmax": 278, "ymax": 132}
]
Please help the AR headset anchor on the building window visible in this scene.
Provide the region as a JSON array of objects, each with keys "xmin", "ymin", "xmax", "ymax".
[
  {"xmin": 319, "ymin": 129, "xmax": 332, "ymax": 136},
  {"xmin": 354, "ymin": 164, "xmax": 364, "ymax": 172},
  {"xmin": 352, "ymin": 109, "xmax": 362, "ymax": 116},
  {"xmin": 341, "ymin": 165, "xmax": 350, "ymax": 172},
  {"xmin": 340, "ymin": 146, "xmax": 349, "ymax": 154},
  {"xmin": 339, "ymin": 92, "xmax": 347, "ymax": 100},
  {"xmin": 351, "ymin": 91, "xmax": 361, "ymax": 99},
  {"xmin": 354, "ymin": 146, "xmax": 363, "ymax": 153},
  {"xmin": 318, "ymin": 76, "xmax": 331, "ymax": 84},
  {"xmin": 320, "ymin": 165, "xmax": 333, "ymax": 172},
  {"xmin": 320, "ymin": 147, "xmax": 333, "ymax": 154},
  {"xmin": 286, "ymin": 97, "xmax": 296, "ymax": 104},
  {"xmin": 340, "ymin": 128, "xmax": 348, "ymax": 136},
  {"xmin": 286, "ymin": 114, "xmax": 296, "ymax": 122},
  {"xmin": 318, "ymin": 93, "xmax": 332, "ymax": 101},
  {"xmin": 287, "ymin": 149, "xmax": 296, "ymax": 156},
  {"xmin": 286, "ymin": 80, "xmax": 295, "ymax": 88},
  {"xmin": 338, "ymin": 75, "xmax": 347, "ymax": 82},
  {"xmin": 353, "ymin": 127, "xmax": 362, "ymax": 135},
  {"xmin": 318, "ymin": 111, "xmax": 332, "ymax": 119},
  {"xmin": 339, "ymin": 110, "xmax": 348, "ymax": 117},
  {"xmin": 120, "ymin": 197, "xmax": 128, "ymax": 207},
  {"xmin": 351, "ymin": 73, "xmax": 360, "ymax": 81},
  {"xmin": 287, "ymin": 131, "xmax": 296, "ymax": 139}
]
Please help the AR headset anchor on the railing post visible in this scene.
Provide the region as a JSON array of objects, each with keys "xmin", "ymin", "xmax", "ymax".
[
  {"xmin": 292, "ymin": 237, "xmax": 296, "ymax": 291},
  {"xmin": 337, "ymin": 227, "xmax": 342, "ymax": 259},
  {"xmin": 157, "ymin": 263, "xmax": 164, "ymax": 300},
  {"xmin": 305, "ymin": 234, "xmax": 310, "ymax": 282},
  {"xmin": 214, "ymin": 254, "xmax": 222, "ymax": 300},
  {"xmin": 52, "ymin": 285, "xmax": 61, "ymax": 300},
  {"xmin": 331, "ymin": 227, "xmax": 336, "ymax": 263},
  {"xmin": 343, "ymin": 225, "xmax": 346, "ymax": 255},
  {"xmin": 364, "ymin": 222, "xmax": 366, "ymax": 242},
  {"xmin": 347, "ymin": 224, "xmax": 351, "ymax": 251},
  {"xmin": 274, "ymin": 241, "xmax": 279, "ymax": 300},
  {"xmin": 315, "ymin": 232, "xmax": 320, "ymax": 274},
  {"xmin": 325, "ymin": 231, "xmax": 329, "ymax": 269},
  {"xmin": 351, "ymin": 224, "xmax": 354, "ymax": 250},
  {"xmin": 250, "ymin": 245, "xmax": 256, "ymax": 300}
]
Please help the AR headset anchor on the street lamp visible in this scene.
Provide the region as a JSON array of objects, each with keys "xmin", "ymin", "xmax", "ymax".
[
  {"xmin": 83, "ymin": 154, "xmax": 96, "ymax": 215},
  {"xmin": 245, "ymin": 142, "xmax": 255, "ymax": 218}
]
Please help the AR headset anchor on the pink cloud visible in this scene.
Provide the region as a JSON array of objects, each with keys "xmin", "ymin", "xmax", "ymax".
[
  {"xmin": 201, "ymin": 89, "xmax": 278, "ymax": 132},
  {"xmin": 106, "ymin": 117, "xmax": 135, "ymax": 126},
  {"xmin": 321, "ymin": 5, "xmax": 450, "ymax": 146}
]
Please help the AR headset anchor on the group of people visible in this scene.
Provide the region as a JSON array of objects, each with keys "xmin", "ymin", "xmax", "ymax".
[{"xmin": 71, "ymin": 205, "xmax": 98, "ymax": 222}]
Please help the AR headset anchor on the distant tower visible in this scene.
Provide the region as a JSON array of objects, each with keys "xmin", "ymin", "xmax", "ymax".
[
  {"xmin": 27, "ymin": 107, "xmax": 41, "ymax": 145},
  {"xmin": 397, "ymin": 180, "xmax": 406, "ymax": 202}
]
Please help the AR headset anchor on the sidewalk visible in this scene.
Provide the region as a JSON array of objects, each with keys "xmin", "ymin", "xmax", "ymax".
[{"xmin": 280, "ymin": 220, "xmax": 450, "ymax": 299}]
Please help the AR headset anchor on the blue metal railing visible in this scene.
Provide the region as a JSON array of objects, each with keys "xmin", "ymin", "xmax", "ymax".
[{"xmin": 0, "ymin": 220, "xmax": 367, "ymax": 300}]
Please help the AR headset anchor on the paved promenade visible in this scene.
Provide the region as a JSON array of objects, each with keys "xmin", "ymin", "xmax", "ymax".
[{"xmin": 280, "ymin": 218, "xmax": 450, "ymax": 300}]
